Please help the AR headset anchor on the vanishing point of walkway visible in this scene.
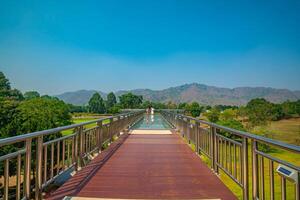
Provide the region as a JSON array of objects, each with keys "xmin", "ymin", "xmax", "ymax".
[{"xmin": 47, "ymin": 130, "xmax": 237, "ymax": 200}]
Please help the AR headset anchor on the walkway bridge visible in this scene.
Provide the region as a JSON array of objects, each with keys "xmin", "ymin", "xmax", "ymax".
[{"xmin": 0, "ymin": 110, "xmax": 299, "ymax": 200}]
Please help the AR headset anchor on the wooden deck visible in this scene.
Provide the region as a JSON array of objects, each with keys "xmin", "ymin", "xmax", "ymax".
[{"xmin": 47, "ymin": 130, "xmax": 237, "ymax": 200}]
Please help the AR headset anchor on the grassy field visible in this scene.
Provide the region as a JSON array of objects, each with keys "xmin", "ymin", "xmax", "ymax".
[
  {"xmin": 61, "ymin": 116, "xmax": 111, "ymax": 136},
  {"xmin": 253, "ymin": 118, "xmax": 300, "ymax": 145},
  {"xmin": 183, "ymin": 118, "xmax": 300, "ymax": 200}
]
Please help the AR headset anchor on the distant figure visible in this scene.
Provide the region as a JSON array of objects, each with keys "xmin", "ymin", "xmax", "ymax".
[{"xmin": 151, "ymin": 107, "xmax": 154, "ymax": 115}]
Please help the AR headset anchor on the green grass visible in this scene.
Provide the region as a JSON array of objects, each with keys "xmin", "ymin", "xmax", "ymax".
[
  {"xmin": 253, "ymin": 118, "xmax": 300, "ymax": 145},
  {"xmin": 61, "ymin": 117, "xmax": 111, "ymax": 136},
  {"xmin": 181, "ymin": 118, "xmax": 300, "ymax": 200}
]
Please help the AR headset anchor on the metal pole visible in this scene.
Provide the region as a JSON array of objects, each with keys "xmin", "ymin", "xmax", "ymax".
[
  {"xmin": 252, "ymin": 139, "xmax": 259, "ymax": 200},
  {"xmin": 242, "ymin": 137, "xmax": 249, "ymax": 200},
  {"xmin": 35, "ymin": 136, "xmax": 43, "ymax": 199},
  {"xmin": 24, "ymin": 138, "xmax": 32, "ymax": 199}
]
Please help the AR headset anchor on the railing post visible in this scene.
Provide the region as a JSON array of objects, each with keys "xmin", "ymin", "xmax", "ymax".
[
  {"xmin": 24, "ymin": 138, "xmax": 32, "ymax": 199},
  {"xmin": 97, "ymin": 121, "xmax": 103, "ymax": 152},
  {"xmin": 78, "ymin": 125, "xmax": 84, "ymax": 168},
  {"xmin": 252, "ymin": 139, "xmax": 259, "ymax": 200},
  {"xmin": 35, "ymin": 136, "xmax": 43, "ymax": 199},
  {"xmin": 242, "ymin": 137, "xmax": 249, "ymax": 200},
  {"xmin": 211, "ymin": 126, "xmax": 218, "ymax": 173},
  {"xmin": 109, "ymin": 118, "xmax": 113, "ymax": 143},
  {"xmin": 195, "ymin": 121, "xmax": 199, "ymax": 154},
  {"xmin": 74, "ymin": 128, "xmax": 79, "ymax": 171}
]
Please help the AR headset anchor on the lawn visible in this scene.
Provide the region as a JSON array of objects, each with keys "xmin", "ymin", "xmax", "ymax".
[
  {"xmin": 61, "ymin": 116, "xmax": 111, "ymax": 136},
  {"xmin": 256, "ymin": 118, "xmax": 300, "ymax": 145},
  {"xmin": 182, "ymin": 118, "xmax": 300, "ymax": 200}
]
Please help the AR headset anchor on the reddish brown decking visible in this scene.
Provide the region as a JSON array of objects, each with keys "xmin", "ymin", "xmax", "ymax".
[{"xmin": 47, "ymin": 130, "xmax": 237, "ymax": 200}]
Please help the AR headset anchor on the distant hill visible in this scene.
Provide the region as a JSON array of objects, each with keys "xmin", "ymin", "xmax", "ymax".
[
  {"xmin": 55, "ymin": 90, "xmax": 107, "ymax": 105},
  {"xmin": 55, "ymin": 83, "xmax": 300, "ymax": 106}
]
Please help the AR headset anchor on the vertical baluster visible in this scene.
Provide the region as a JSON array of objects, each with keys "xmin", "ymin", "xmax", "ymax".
[
  {"xmin": 44, "ymin": 145, "xmax": 47, "ymax": 184},
  {"xmin": 239, "ymin": 146, "xmax": 243, "ymax": 185},
  {"xmin": 67, "ymin": 140, "xmax": 70, "ymax": 166},
  {"xmin": 233, "ymin": 143, "xmax": 237, "ymax": 179},
  {"xmin": 252, "ymin": 140, "xmax": 259, "ymax": 199},
  {"xmin": 242, "ymin": 137, "xmax": 249, "ymax": 200},
  {"xmin": 16, "ymin": 154, "xmax": 21, "ymax": 200},
  {"xmin": 269, "ymin": 160, "xmax": 274, "ymax": 200},
  {"xmin": 51, "ymin": 143, "xmax": 54, "ymax": 178},
  {"xmin": 4, "ymin": 159, "xmax": 9, "ymax": 200},
  {"xmin": 57, "ymin": 141, "xmax": 60, "ymax": 175},
  {"xmin": 62, "ymin": 140, "xmax": 65, "ymax": 169},
  {"xmin": 24, "ymin": 138, "xmax": 32, "ymax": 199},
  {"xmin": 281, "ymin": 177, "xmax": 286, "ymax": 200},
  {"xmin": 229, "ymin": 142, "xmax": 232, "ymax": 173},
  {"xmin": 260, "ymin": 156, "xmax": 265, "ymax": 200},
  {"xmin": 35, "ymin": 136, "xmax": 43, "ymax": 199},
  {"xmin": 225, "ymin": 140, "xmax": 228, "ymax": 171}
]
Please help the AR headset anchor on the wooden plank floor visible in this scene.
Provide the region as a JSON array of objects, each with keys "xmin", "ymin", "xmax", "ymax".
[{"xmin": 48, "ymin": 130, "xmax": 237, "ymax": 200}]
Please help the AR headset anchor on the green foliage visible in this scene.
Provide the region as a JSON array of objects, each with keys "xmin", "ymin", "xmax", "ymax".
[
  {"xmin": 281, "ymin": 100, "xmax": 300, "ymax": 117},
  {"xmin": 217, "ymin": 119, "xmax": 246, "ymax": 132},
  {"xmin": 186, "ymin": 102, "xmax": 203, "ymax": 117},
  {"xmin": 151, "ymin": 102, "xmax": 167, "ymax": 109},
  {"xmin": 0, "ymin": 72, "xmax": 23, "ymax": 101},
  {"xmin": 206, "ymin": 108, "xmax": 220, "ymax": 123},
  {"xmin": 220, "ymin": 109, "xmax": 238, "ymax": 121},
  {"xmin": 108, "ymin": 105, "xmax": 121, "ymax": 114},
  {"xmin": 13, "ymin": 98, "xmax": 72, "ymax": 134},
  {"xmin": 269, "ymin": 103, "xmax": 284, "ymax": 121},
  {"xmin": 119, "ymin": 93, "xmax": 143, "ymax": 108},
  {"xmin": 88, "ymin": 92, "xmax": 106, "ymax": 113},
  {"xmin": 24, "ymin": 91, "xmax": 40, "ymax": 100},
  {"xmin": 68, "ymin": 104, "xmax": 87, "ymax": 113},
  {"xmin": 217, "ymin": 119, "xmax": 246, "ymax": 139},
  {"xmin": 166, "ymin": 101, "xmax": 177, "ymax": 109},
  {"xmin": 106, "ymin": 92, "xmax": 117, "ymax": 109},
  {"xmin": 215, "ymin": 105, "xmax": 238, "ymax": 111},
  {"xmin": 178, "ymin": 102, "xmax": 188, "ymax": 109},
  {"xmin": 246, "ymin": 98, "xmax": 273, "ymax": 127},
  {"xmin": 0, "ymin": 71, "xmax": 10, "ymax": 90}
]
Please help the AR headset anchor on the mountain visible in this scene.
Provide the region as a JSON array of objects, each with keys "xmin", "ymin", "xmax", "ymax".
[
  {"xmin": 55, "ymin": 83, "xmax": 300, "ymax": 106},
  {"xmin": 56, "ymin": 90, "xmax": 107, "ymax": 105}
]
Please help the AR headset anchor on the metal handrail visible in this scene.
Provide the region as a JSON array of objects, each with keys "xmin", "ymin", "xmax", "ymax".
[
  {"xmin": 160, "ymin": 109, "xmax": 300, "ymax": 200},
  {"xmin": 0, "ymin": 110, "xmax": 144, "ymax": 200},
  {"xmin": 175, "ymin": 113, "xmax": 300, "ymax": 153},
  {"xmin": 0, "ymin": 111, "xmax": 143, "ymax": 147}
]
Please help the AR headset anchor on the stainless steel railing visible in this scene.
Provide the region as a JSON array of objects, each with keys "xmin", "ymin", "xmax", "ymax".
[
  {"xmin": 0, "ymin": 110, "xmax": 143, "ymax": 200},
  {"xmin": 160, "ymin": 110, "xmax": 300, "ymax": 200}
]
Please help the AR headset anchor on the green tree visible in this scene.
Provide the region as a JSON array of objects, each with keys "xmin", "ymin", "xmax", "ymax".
[
  {"xmin": 24, "ymin": 91, "xmax": 40, "ymax": 100},
  {"xmin": 12, "ymin": 98, "xmax": 72, "ymax": 134},
  {"xmin": 178, "ymin": 102, "xmax": 188, "ymax": 110},
  {"xmin": 246, "ymin": 98, "xmax": 273, "ymax": 127},
  {"xmin": 119, "ymin": 93, "xmax": 143, "ymax": 108},
  {"xmin": 206, "ymin": 108, "xmax": 220, "ymax": 123},
  {"xmin": 281, "ymin": 100, "xmax": 300, "ymax": 118},
  {"xmin": 88, "ymin": 93, "xmax": 106, "ymax": 113},
  {"xmin": 106, "ymin": 92, "xmax": 117, "ymax": 110},
  {"xmin": 108, "ymin": 105, "xmax": 121, "ymax": 114},
  {"xmin": 220, "ymin": 108, "xmax": 238, "ymax": 121},
  {"xmin": 217, "ymin": 119, "xmax": 246, "ymax": 140},
  {"xmin": 186, "ymin": 102, "xmax": 203, "ymax": 117},
  {"xmin": 0, "ymin": 72, "xmax": 23, "ymax": 100},
  {"xmin": 141, "ymin": 100, "xmax": 152, "ymax": 109}
]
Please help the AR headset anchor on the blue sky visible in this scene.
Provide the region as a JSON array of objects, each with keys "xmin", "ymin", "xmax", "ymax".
[{"xmin": 0, "ymin": 0, "xmax": 300, "ymax": 94}]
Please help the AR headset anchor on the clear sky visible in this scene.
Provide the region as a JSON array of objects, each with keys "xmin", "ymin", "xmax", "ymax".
[{"xmin": 0, "ymin": 0, "xmax": 300, "ymax": 95}]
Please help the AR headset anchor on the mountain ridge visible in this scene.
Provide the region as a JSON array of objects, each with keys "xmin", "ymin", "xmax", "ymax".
[{"xmin": 55, "ymin": 83, "xmax": 300, "ymax": 106}]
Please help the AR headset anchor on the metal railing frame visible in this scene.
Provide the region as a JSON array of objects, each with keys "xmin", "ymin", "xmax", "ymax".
[
  {"xmin": 160, "ymin": 110, "xmax": 300, "ymax": 200},
  {"xmin": 0, "ymin": 110, "xmax": 143, "ymax": 200}
]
